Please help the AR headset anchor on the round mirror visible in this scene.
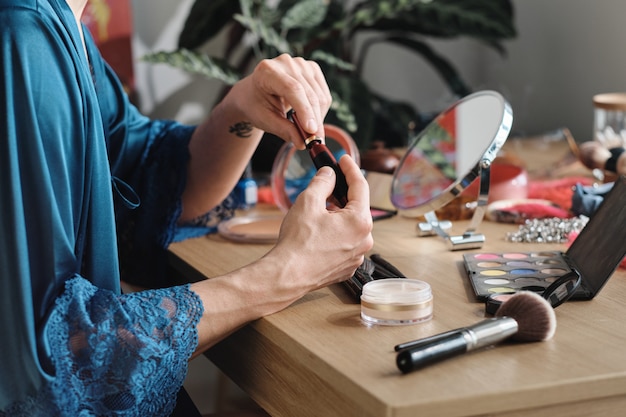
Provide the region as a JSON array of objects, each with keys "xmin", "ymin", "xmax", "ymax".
[{"xmin": 391, "ymin": 91, "xmax": 513, "ymax": 215}]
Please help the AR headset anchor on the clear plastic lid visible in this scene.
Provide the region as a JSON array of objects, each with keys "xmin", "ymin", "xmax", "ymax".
[{"xmin": 361, "ymin": 278, "xmax": 432, "ymax": 305}]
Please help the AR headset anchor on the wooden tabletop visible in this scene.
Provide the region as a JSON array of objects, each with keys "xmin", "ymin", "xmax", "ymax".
[{"xmin": 169, "ymin": 212, "xmax": 626, "ymax": 417}]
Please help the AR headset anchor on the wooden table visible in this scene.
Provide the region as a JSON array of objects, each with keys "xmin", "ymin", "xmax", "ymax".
[{"xmin": 169, "ymin": 213, "xmax": 626, "ymax": 417}]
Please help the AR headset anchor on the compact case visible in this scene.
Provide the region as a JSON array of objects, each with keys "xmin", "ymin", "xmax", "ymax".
[{"xmin": 464, "ymin": 175, "xmax": 626, "ymax": 307}]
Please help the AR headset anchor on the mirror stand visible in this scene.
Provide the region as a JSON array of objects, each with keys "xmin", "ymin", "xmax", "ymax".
[
  {"xmin": 391, "ymin": 90, "xmax": 513, "ymax": 249},
  {"xmin": 419, "ymin": 161, "xmax": 492, "ymax": 250}
]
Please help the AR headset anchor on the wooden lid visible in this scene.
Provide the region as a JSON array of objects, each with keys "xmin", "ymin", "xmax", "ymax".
[{"xmin": 593, "ymin": 93, "xmax": 626, "ymax": 110}]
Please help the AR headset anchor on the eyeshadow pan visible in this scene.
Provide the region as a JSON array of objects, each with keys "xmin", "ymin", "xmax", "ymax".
[
  {"xmin": 484, "ymin": 278, "xmax": 510, "ymax": 285},
  {"xmin": 480, "ymin": 269, "xmax": 507, "ymax": 277},
  {"xmin": 510, "ymin": 268, "xmax": 537, "ymax": 275},
  {"xmin": 537, "ymin": 259, "xmax": 562, "ymax": 266},
  {"xmin": 488, "ymin": 287, "xmax": 516, "ymax": 294},
  {"xmin": 502, "ymin": 253, "xmax": 528, "ymax": 260},
  {"xmin": 506, "ymin": 261, "xmax": 532, "ymax": 267},
  {"xmin": 477, "ymin": 261, "xmax": 502, "ymax": 268},
  {"xmin": 475, "ymin": 253, "xmax": 499, "ymax": 260}
]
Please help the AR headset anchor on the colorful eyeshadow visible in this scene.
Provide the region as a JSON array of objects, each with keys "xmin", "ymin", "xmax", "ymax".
[
  {"xmin": 475, "ymin": 253, "xmax": 499, "ymax": 260},
  {"xmin": 477, "ymin": 262, "xmax": 502, "ymax": 268},
  {"xmin": 463, "ymin": 251, "xmax": 574, "ymax": 302},
  {"xmin": 506, "ymin": 261, "xmax": 532, "ymax": 267},
  {"xmin": 488, "ymin": 287, "xmax": 516, "ymax": 294},
  {"xmin": 537, "ymin": 259, "xmax": 562, "ymax": 265},
  {"xmin": 484, "ymin": 278, "xmax": 510, "ymax": 285},
  {"xmin": 510, "ymin": 268, "xmax": 537, "ymax": 275},
  {"xmin": 485, "ymin": 293, "xmax": 516, "ymax": 315},
  {"xmin": 492, "ymin": 293, "xmax": 514, "ymax": 302},
  {"xmin": 502, "ymin": 253, "xmax": 528, "ymax": 260},
  {"xmin": 480, "ymin": 269, "xmax": 507, "ymax": 276}
]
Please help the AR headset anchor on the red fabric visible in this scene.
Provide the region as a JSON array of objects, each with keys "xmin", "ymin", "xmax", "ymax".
[
  {"xmin": 489, "ymin": 176, "xmax": 595, "ymax": 223},
  {"xmin": 502, "ymin": 202, "xmax": 569, "ymax": 219},
  {"xmin": 527, "ymin": 176, "xmax": 594, "ymax": 212}
]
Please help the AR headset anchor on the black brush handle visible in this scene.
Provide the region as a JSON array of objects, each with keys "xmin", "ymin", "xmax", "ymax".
[
  {"xmin": 396, "ymin": 332, "xmax": 468, "ymax": 373},
  {"xmin": 308, "ymin": 141, "xmax": 348, "ymax": 208},
  {"xmin": 286, "ymin": 110, "xmax": 348, "ymax": 208},
  {"xmin": 370, "ymin": 253, "xmax": 406, "ymax": 278},
  {"xmin": 396, "ymin": 317, "xmax": 518, "ymax": 373},
  {"xmin": 394, "ymin": 330, "xmax": 460, "ymax": 351}
]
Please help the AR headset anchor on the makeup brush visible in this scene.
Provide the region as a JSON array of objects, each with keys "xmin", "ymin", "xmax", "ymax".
[
  {"xmin": 287, "ymin": 110, "xmax": 348, "ymax": 207},
  {"xmin": 396, "ymin": 291, "xmax": 556, "ymax": 373}
]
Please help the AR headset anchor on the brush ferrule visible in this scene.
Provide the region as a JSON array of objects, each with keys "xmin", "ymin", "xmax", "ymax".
[
  {"xmin": 304, "ymin": 136, "xmax": 323, "ymax": 147},
  {"xmin": 465, "ymin": 317, "xmax": 518, "ymax": 351}
]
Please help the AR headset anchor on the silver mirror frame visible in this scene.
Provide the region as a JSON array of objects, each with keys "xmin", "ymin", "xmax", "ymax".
[{"xmin": 390, "ymin": 91, "xmax": 513, "ymax": 250}]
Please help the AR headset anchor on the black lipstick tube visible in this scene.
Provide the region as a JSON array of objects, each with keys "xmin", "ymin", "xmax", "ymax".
[{"xmin": 288, "ymin": 110, "xmax": 348, "ymax": 207}]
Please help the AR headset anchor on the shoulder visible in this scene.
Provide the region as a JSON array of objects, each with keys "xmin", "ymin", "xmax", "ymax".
[
  {"xmin": 0, "ymin": 0, "xmax": 66, "ymax": 35},
  {"xmin": 0, "ymin": 1, "xmax": 91, "ymax": 125},
  {"xmin": 0, "ymin": 2, "xmax": 52, "ymax": 43},
  {"xmin": 0, "ymin": 0, "xmax": 37, "ymax": 9},
  {"xmin": 0, "ymin": 0, "xmax": 77, "ymax": 70}
]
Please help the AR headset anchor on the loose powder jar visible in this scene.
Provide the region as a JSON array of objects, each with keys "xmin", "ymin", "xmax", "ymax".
[{"xmin": 360, "ymin": 279, "xmax": 433, "ymax": 325}]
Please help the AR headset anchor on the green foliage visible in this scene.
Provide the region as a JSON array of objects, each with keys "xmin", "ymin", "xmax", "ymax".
[
  {"xmin": 142, "ymin": 49, "xmax": 240, "ymax": 85},
  {"xmin": 144, "ymin": 0, "xmax": 516, "ymax": 148}
]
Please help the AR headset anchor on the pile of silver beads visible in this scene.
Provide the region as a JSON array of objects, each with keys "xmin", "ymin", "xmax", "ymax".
[{"xmin": 505, "ymin": 216, "xmax": 589, "ymax": 243}]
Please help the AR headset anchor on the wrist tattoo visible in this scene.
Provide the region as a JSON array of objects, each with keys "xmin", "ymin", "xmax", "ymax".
[{"xmin": 229, "ymin": 121, "xmax": 254, "ymax": 138}]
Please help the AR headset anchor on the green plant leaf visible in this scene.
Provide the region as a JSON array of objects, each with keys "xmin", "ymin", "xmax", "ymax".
[
  {"xmin": 142, "ymin": 49, "xmax": 241, "ymax": 85},
  {"xmin": 329, "ymin": 91, "xmax": 358, "ymax": 133},
  {"xmin": 310, "ymin": 50, "xmax": 355, "ymax": 71},
  {"xmin": 234, "ymin": 14, "xmax": 292, "ymax": 54},
  {"xmin": 281, "ymin": 0, "xmax": 328, "ymax": 31},
  {"xmin": 350, "ymin": 0, "xmax": 516, "ymax": 55},
  {"xmin": 150, "ymin": 0, "xmax": 517, "ymax": 151}
]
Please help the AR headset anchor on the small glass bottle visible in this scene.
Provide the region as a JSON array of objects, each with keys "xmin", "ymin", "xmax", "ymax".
[
  {"xmin": 593, "ymin": 93, "xmax": 626, "ymax": 147},
  {"xmin": 234, "ymin": 163, "xmax": 258, "ymax": 210}
]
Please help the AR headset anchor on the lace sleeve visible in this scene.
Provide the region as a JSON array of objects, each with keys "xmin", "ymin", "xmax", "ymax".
[{"xmin": 45, "ymin": 277, "xmax": 203, "ymax": 417}]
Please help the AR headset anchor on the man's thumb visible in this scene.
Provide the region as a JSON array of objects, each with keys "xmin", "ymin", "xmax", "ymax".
[{"xmin": 309, "ymin": 165, "xmax": 336, "ymax": 199}]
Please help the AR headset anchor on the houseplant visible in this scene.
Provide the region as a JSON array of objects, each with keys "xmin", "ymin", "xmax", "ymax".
[{"xmin": 144, "ymin": 0, "xmax": 516, "ymax": 150}]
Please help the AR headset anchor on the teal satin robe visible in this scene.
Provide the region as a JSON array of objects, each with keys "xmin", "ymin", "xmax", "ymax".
[{"xmin": 0, "ymin": 0, "xmax": 210, "ymax": 414}]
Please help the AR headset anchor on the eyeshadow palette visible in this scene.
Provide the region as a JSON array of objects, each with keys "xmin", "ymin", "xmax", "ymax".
[
  {"xmin": 463, "ymin": 251, "xmax": 573, "ymax": 301},
  {"xmin": 463, "ymin": 175, "xmax": 626, "ymax": 304}
]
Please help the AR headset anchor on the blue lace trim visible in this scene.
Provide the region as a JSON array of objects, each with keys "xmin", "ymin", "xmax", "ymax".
[
  {"xmin": 173, "ymin": 192, "xmax": 237, "ymax": 242},
  {"xmin": 12, "ymin": 277, "xmax": 204, "ymax": 417}
]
